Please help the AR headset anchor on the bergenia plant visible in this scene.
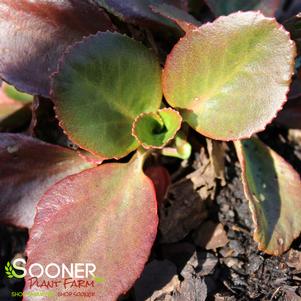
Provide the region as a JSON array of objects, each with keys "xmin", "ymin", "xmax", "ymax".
[{"xmin": 0, "ymin": 1, "xmax": 300, "ymax": 300}]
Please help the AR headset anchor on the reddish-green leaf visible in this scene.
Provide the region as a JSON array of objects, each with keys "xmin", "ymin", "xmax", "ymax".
[
  {"xmin": 235, "ymin": 138, "xmax": 301, "ymax": 255},
  {"xmin": 0, "ymin": 0, "xmax": 114, "ymax": 97},
  {"xmin": 0, "ymin": 134, "xmax": 96, "ymax": 228},
  {"xmin": 145, "ymin": 166, "xmax": 171, "ymax": 203},
  {"xmin": 163, "ymin": 11, "xmax": 296, "ymax": 140},
  {"xmin": 24, "ymin": 157, "xmax": 158, "ymax": 301},
  {"xmin": 150, "ymin": 3, "xmax": 201, "ymax": 32},
  {"xmin": 204, "ymin": 0, "xmax": 280, "ymax": 17},
  {"xmin": 132, "ymin": 108, "xmax": 182, "ymax": 149},
  {"xmin": 53, "ymin": 32, "xmax": 162, "ymax": 159}
]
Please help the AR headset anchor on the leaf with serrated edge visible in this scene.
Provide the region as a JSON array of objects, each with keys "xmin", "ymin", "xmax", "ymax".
[
  {"xmin": 163, "ymin": 11, "xmax": 296, "ymax": 140},
  {"xmin": 52, "ymin": 32, "xmax": 162, "ymax": 159},
  {"xmin": 235, "ymin": 138, "xmax": 301, "ymax": 255},
  {"xmin": 0, "ymin": 134, "xmax": 97, "ymax": 228},
  {"xmin": 150, "ymin": 3, "xmax": 201, "ymax": 32},
  {"xmin": 24, "ymin": 157, "xmax": 158, "ymax": 301},
  {"xmin": 204, "ymin": 0, "xmax": 280, "ymax": 17},
  {"xmin": 132, "ymin": 108, "xmax": 182, "ymax": 149},
  {"xmin": 94, "ymin": 0, "xmax": 187, "ymax": 29},
  {"xmin": 0, "ymin": 0, "xmax": 114, "ymax": 97}
]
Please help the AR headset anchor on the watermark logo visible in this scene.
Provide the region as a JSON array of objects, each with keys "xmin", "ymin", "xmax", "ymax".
[
  {"xmin": 5, "ymin": 261, "xmax": 24, "ymax": 279},
  {"xmin": 4, "ymin": 259, "xmax": 105, "ymax": 298}
]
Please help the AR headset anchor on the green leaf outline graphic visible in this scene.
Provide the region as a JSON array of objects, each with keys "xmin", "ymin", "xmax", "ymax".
[{"xmin": 5, "ymin": 261, "xmax": 14, "ymax": 279}]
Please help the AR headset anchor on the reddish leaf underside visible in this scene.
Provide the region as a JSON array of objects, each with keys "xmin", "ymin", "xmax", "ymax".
[
  {"xmin": 145, "ymin": 166, "xmax": 171, "ymax": 203},
  {"xmin": 24, "ymin": 159, "xmax": 158, "ymax": 301},
  {"xmin": 163, "ymin": 11, "xmax": 296, "ymax": 140},
  {"xmin": 235, "ymin": 138, "xmax": 301, "ymax": 255},
  {"xmin": 0, "ymin": 0, "xmax": 114, "ymax": 97},
  {"xmin": 0, "ymin": 134, "xmax": 95, "ymax": 228}
]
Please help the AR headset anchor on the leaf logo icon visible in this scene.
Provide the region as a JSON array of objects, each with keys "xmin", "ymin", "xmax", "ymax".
[{"xmin": 5, "ymin": 261, "xmax": 24, "ymax": 279}]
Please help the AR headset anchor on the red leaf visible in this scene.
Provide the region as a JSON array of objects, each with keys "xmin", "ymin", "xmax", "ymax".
[
  {"xmin": 0, "ymin": 134, "xmax": 95, "ymax": 228},
  {"xmin": 24, "ymin": 158, "xmax": 158, "ymax": 300},
  {"xmin": 145, "ymin": 166, "xmax": 171, "ymax": 203},
  {"xmin": 0, "ymin": 1, "xmax": 115, "ymax": 97}
]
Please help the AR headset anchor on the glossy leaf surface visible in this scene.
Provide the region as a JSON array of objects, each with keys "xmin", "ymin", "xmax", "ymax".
[
  {"xmin": 0, "ymin": 0, "xmax": 114, "ymax": 96},
  {"xmin": 24, "ymin": 158, "xmax": 158, "ymax": 301},
  {"xmin": 151, "ymin": 3, "xmax": 201, "ymax": 32},
  {"xmin": 0, "ymin": 134, "xmax": 95, "ymax": 228},
  {"xmin": 53, "ymin": 32, "xmax": 162, "ymax": 159},
  {"xmin": 94, "ymin": 0, "xmax": 187, "ymax": 29},
  {"xmin": 163, "ymin": 12, "xmax": 296, "ymax": 140},
  {"xmin": 132, "ymin": 108, "xmax": 182, "ymax": 149},
  {"xmin": 235, "ymin": 138, "xmax": 301, "ymax": 255},
  {"xmin": 204, "ymin": 0, "xmax": 280, "ymax": 17}
]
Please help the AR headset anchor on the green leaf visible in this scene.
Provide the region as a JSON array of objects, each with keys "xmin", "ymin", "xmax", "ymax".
[
  {"xmin": 0, "ymin": 84, "xmax": 23, "ymax": 120},
  {"xmin": 3, "ymin": 83, "xmax": 33, "ymax": 104},
  {"xmin": 204, "ymin": 0, "xmax": 280, "ymax": 17},
  {"xmin": 163, "ymin": 11, "xmax": 296, "ymax": 140},
  {"xmin": 5, "ymin": 262, "xmax": 14, "ymax": 279},
  {"xmin": 132, "ymin": 108, "xmax": 182, "ymax": 149},
  {"xmin": 52, "ymin": 32, "xmax": 162, "ymax": 159},
  {"xmin": 150, "ymin": 3, "xmax": 201, "ymax": 32},
  {"xmin": 235, "ymin": 138, "xmax": 301, "ymax": 255},
  {"xmin": 25, "ymin": 156, "xmax": 158, "ymax": 300},
  {"xmin": 161, "ymin": 130, "xmax": 192, "ymax": 159}
]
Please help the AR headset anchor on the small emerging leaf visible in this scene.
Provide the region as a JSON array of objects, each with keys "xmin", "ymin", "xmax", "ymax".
[
  {"xmin": 24, "ymin": 158, "xmax": 158, "ymax": 301},
  {"xmin": 53, "ymin": 32, "xmax": 162, "ymax": 159},
  {"xmin": 132, "ymin": 108, "xmax": 182, "ymax": 149},
  {"xmin": 163, "ymin": 11, "xmax": 296, "ymax": 140},
  {"xmin": 235, "ymin": 138, "xmax": 301, "ymax": 255},
  {"xmin": 161, "ymin": 131, "xmax": 192, "ymax": 159}
]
